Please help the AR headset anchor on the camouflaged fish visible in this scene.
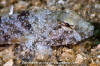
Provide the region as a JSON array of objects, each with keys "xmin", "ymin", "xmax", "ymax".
[{"xmin": 0, "ymin": 9, "xmax": 94, "ymax": 46}]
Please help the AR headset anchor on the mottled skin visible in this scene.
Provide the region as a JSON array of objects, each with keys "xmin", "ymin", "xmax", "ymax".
[
  {"xmin": 0, "ymin": 9, "xmax": 94, "ymax": 46},
  {"xmin": 0, "ymin": 11, "xmax": 33, "ymax": 44}
]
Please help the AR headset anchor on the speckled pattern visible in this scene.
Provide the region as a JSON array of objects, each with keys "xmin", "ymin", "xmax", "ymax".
[
  {"xmin": 0, "ymin": 11, "xmax": 33, "ymax": 44},
  {"xmin": 0, "ymin": 8, "xmax": 94, "ymax": 46}
]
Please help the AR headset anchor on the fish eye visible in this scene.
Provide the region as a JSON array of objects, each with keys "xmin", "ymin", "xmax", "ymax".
[{"xmin": 65, "ymin": 23, "xmax": 70, "ymax": 27}]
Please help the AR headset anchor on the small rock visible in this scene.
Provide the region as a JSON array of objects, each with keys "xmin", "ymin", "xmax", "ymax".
[
  {"xmin": 73, "ymin": 4, "xmax": 81, "ymax": 11},
  {"xmin": 91, "ymin": 44, "xmax": 100, "ymax": 52},
  {"xmin": 59, "ymin": 48, "xmax": 75, "ymax": 62},
  {"xmin": 58, "ymin": 0, "xmax": 64, "ymax": 5},
  {"xmin": 0, "ymin": 58, "xmax": 3, "ymax": 65},
  {"xmin": 97, "ymin": 44, "xmax": 100, "ymax": 49},
  {"xmin": 95, "ymin": 4, "xmax": 100, "ymax": 9},
  {"xmin": 97, "ymin": 55, "xmax": 100, "ymax": 59},
  {"xmin": 46, "ymin": 64, "xmax": 54, "ymax": 66},
  {"xmin": 0, "ymin": 45, "xmax": 14, "ymax": 62},
  {"xmin": 89, "ymin": 63, "xmax": 99, "ymax": 66},
  {"xmin": 15, "ymin": 1, "xmax": 29, "ymax": 11},
  {"xmin": 3, "ymin": 59, "xmax": 13, "ymax": 66},
  {"xmin": 75, "ymin": 54, "xmax": 86, "ymax": 64},
  {"xmin": 35, "ymin": 44, "xmax": 52, "ymax": 61},
  {"xmin": 0, "ymin": 0, "xmax": 7, "ymax": 7}
]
